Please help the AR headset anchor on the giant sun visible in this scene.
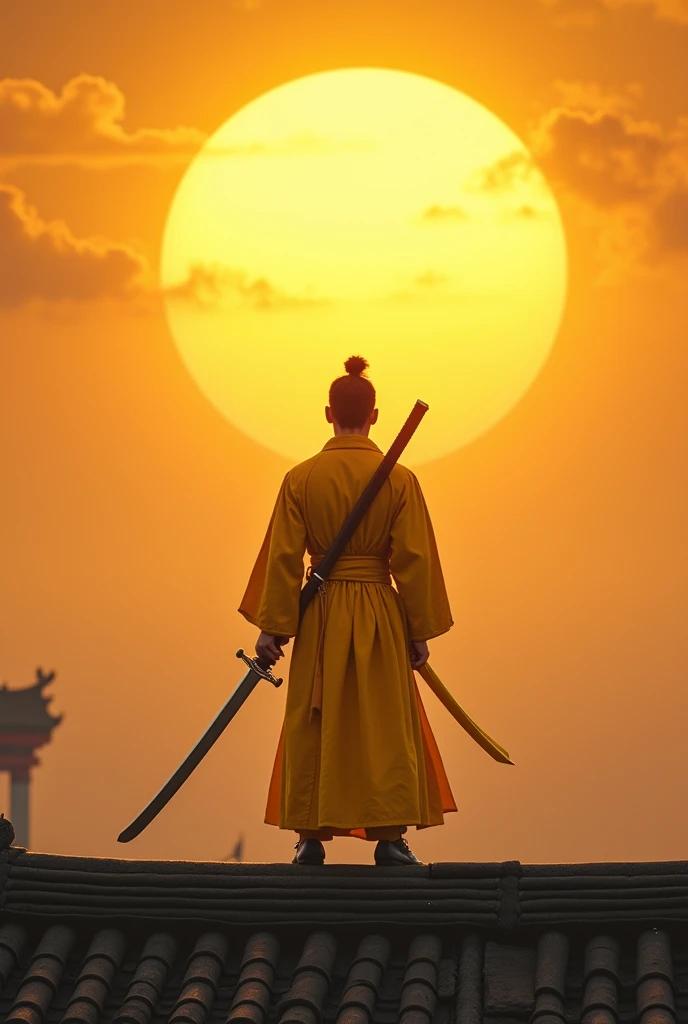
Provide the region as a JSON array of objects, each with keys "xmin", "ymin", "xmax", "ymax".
[{"xmin": 162, "ymin": 68, "xmax": 567, "ymax": 464}]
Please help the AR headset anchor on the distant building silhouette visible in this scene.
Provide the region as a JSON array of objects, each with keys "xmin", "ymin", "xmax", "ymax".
[{"xmin": 0, "ymin": 668, "xmax": 61, "ymax": 847}]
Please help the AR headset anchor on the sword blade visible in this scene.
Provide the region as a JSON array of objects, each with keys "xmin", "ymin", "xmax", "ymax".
[{"xmin": 117, "ymin": 667, "xmax": 261, "ymax": 843}]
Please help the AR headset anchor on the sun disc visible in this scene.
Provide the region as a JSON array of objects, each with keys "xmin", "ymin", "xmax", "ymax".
[{"xmin": 162, "ymin": 68, "xmax": 568, "ymax": 464}]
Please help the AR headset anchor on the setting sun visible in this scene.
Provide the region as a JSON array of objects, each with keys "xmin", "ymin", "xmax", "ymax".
[{"xmin": 161, "ymin": 67, "xmax": 568, "ymax": 463}]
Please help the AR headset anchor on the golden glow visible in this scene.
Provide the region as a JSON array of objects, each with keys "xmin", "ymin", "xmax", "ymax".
[{"xmin": 162, "ymin": 68, "xmax": 568, "ymax": 463}]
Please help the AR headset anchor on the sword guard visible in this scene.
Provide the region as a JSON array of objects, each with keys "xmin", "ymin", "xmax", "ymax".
[{"xmin": 236, "ymin": 649, "xmax": 283, "ymax": 687}]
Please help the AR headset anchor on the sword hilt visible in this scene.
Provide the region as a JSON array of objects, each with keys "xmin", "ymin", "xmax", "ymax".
[{"xmin": 236, "ymin": 649, "xmax": 283, "ymax": 687}]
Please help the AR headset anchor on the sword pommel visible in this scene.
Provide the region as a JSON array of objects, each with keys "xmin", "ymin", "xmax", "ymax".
[{"xmin": 236, "ymin": 649, "xmax": 283, "ymax": 687}]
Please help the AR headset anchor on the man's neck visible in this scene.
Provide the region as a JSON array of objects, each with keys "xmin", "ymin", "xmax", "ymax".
[{"xmin": 332, "ymin": 424, "xmax": 371, "ymax": 437}]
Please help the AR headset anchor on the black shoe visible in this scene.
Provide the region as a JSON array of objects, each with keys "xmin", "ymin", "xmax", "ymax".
[
  {"xmin": 292, "ymin": 839, "xmax": 326, "ymax": 865},
  {"xmin": 374, "ymin": 838, "xmax": 422, "ymax": 866}
]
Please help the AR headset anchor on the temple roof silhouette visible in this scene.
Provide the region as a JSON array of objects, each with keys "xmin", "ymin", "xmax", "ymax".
[
  {"xmin": 0, "ymin": 818, "xmax": 685, "ymax": 1023},
  {"xmin": 0, "ymin": 670, "xmax": 62, "ymax": 735}
]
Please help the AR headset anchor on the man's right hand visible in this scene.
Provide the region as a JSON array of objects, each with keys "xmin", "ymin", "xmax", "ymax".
[{"xmin": 256, "ymin": 631, "xmax": 289, "ymax": 664}]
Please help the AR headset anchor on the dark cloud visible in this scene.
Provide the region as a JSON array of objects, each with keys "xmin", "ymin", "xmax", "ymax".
[
  {"xmin": 531, "ymin": 99, "xmax": 688, "ymax": 266},
  {"xmin": 0, "ymin": 75, "xmax": 205, "ymax": 167},
  {"xmin": 0, "ymin": 185, "xmax": 146, "ymax": 306},
  {"xmin": 421, "ymin": 204, "xmax": 469, "ymax": 222},
  {"xmin": 536, "ymin": 108, "xmax": 666, "ymax": 206},
  {"xmin": 166, "ymin": 263, "xmax": 329, "ymax": 310}
]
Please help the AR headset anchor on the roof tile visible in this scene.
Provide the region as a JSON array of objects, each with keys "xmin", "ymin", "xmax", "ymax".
[
  {"xmin": 277, "ymin": 932, "xmax": 337, "ymax": 1024},
  {"xmin": 5, "ymin": 924, "xmax": 75, "ymax": 1024},
  {"xmin": 169, "ymin": 932, "xmax": 229, "ymax": 1024},
  {"xmin": 455, "ymin": 935, "xmax": 482, "ymax": 1024},
  {"xmin": 0, "ymin": 923, "xmax": 27, "ymax": 990},
  {"xmin": 112, "ymin": 932, "xmax": 177, "ymax": 1024},
  {"xmin": 531, "ymin": 931, "xmax": 568, "ymax": 1024},
  {"xmin": 581, "ymin": 935, "xmax": 619, "ymax": 1024},
  {"xmin": 61, "ymin": 928, "xmax": 126, "ymax": 1023},
  {"xmin": 399, "ymin": 935, "xmax": 442, "ymax": 1023},
  {"xmin": 484, "ymin": 942, "xmax": 535, "ymax": 1014},
  {"xmin": 226, "ymin": 932, "xmax": 280, "ymax": 1024},
  {"xmin": 637, "ymin": 929, "xmax": 675, "ymax": 1024},
  {"xmin": 336, "ymin": 934, "xmax": 390, "ymax": 1024}
]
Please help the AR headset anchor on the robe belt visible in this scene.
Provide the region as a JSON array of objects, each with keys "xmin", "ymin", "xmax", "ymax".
[
  {"xmin": 307, "ymin": 554, "xmax": 392, "ymax": 584},
  {"xmin": 306, "ymin": 555, "xmax": 392, "ymax": 719}
]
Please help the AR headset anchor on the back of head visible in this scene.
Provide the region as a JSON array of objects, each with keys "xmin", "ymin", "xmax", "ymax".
[{"xmin": 329, "ymin": 356, "xmax": 376, "ymax": 428}]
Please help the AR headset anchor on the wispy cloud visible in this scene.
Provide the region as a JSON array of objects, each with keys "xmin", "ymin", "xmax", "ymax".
[
  {"xmin": 0, "ymin": 185, "xmax": 146, "ymax": 306},
  {"xmin": 207, "ymin": 132, "xmax": 374, "ymax": 159},
  {"xmin": 511, "ymin": 204, "xmax": 544, "ymax": 219},
  {"xmin": 476, "ymin": 150, "xmax": 539, "ymax": 193},
  {"xmin": 552, "ymin": 79, "xmax": 645, "ymax": 113},
  {"xmin": 540, "ymin": 0, "xmax": 688, "ymax": 26},
  {"xmin": 0, "ymin": 75, "xmax": 205, "ymax": 168},
  {"xmin": 420, "ymin": 204, "xmax": 470, "ymax": 222},
  {"xmin": 166, "ymin": 263, "xmax": 330, "ymax": 310}
]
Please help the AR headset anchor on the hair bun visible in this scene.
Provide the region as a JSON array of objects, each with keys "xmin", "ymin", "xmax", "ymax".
[{"xmin": 344, "ymin": 355, "xmax": 369, "ymax": 376}]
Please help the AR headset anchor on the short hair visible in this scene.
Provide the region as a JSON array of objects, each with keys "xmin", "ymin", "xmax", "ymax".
[{"xmin": 329, "ymin": 356, "xmax": 376, "ymax": 428}]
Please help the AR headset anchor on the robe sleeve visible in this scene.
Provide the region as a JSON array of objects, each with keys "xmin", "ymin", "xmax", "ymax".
[
  {"xmin": 389, "ymin": 469, "xmax": 453, "ymax": 642},
  {"xmin": 238, "ymin": 471, "xmax": 307, "ymax": 637}
]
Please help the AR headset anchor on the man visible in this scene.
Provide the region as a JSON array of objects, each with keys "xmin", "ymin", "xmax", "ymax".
[{"xmin": 239, "ymin": 356, "xmax": 456, "ymax": 865}]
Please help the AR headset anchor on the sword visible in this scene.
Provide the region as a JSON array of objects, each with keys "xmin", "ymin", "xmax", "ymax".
[
  {"xmin": 117, "ymin": 651, "xmax": 282, "ymax": 843},
  {"xmin": 118, "ymin": 400, "xmax": 428, "ymax": 843}
]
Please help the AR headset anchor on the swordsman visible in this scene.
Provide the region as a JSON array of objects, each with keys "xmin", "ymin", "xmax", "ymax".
[{"xmin": 239, "ymin": 356, "xmax": 457, "ymax": 866}]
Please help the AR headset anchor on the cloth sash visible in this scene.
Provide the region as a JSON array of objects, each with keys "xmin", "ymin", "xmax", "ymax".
[
  {"xmin": 309, "ymin": 553, "xmax": 391, "ymax": 584},
  {"xmin": 307, "ymin": 555, "xmax": 391, "ymax": 717}
]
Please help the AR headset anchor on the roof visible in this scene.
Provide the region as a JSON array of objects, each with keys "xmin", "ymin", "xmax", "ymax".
[
  {"xmin": 0, "ymin": 669, "xmax": 62, "ymax": 736},
  {"xmin": 0, "ymin": 825, "xmax": 687, "ymax": 1023}
]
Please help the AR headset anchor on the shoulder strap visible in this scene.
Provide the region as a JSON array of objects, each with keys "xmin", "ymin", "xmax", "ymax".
[{"xmin": 298, "ymin": 400, "xmax": 428, "ymax": 621}]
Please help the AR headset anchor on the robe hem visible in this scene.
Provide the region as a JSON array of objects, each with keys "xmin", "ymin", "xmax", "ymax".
[{"xmin": 265, "ymin": 809, "xmax": 457, "ymax": 830}]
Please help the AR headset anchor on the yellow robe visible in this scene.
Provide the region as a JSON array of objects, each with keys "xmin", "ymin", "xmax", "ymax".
[{"xmin": 239, "ymin": 434, "xmax": 457, "ymax": 837}]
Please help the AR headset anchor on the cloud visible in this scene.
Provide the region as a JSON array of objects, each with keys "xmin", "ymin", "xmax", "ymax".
[
  {"xmin": 166, "ymin": 263, "xmax": 329, "ymax": 310},
  {"xmin": 0, "ymin": 75, "xmax": 206, "ymax": 168},
  {"xmin": 535, "ymin": 108, "xmax": 666, "ymax": 206},
  {"xmin": 511, "ymin": 204, "xmax": 543, "ymax": 219},
  {"xmin": 475, "ymin": 150, "xmax": 539, "ymax": 192},
  {"xmin": 0, "ymin": 185, "xmax": 146, "ymax": 306},
  {"xmin": 216, "ymin": 132, "xmax": 373, "ymax": 159},
  {"xmin": 529, "ymin": 97, "xmax": 688, "ymax": 268},
  {"xmin": 420, "ymin": 204, "xmax": 469, "ymax": 222},
  {"xmin": 552, "ymin": 79, "xmax": 644, "ymax": 114},
  {"xmin": 540, "ymin": 0, "xmax": 688, "ymax": 25}
]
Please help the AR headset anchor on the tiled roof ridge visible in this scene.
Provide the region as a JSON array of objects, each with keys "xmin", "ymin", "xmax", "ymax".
[{"xmin": 5, "ymin": 850, "xmax": 688, "ymax": 930}]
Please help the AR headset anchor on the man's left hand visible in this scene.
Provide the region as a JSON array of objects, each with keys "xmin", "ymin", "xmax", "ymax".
[{"xmin": 409, "ymin": 640, "xmax": 429, "ymax": 670}]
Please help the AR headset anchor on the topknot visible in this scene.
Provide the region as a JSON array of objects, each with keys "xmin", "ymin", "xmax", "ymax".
[{"xmin": 344, "ymin": 355, "xmax": 369, "ymax": 376}]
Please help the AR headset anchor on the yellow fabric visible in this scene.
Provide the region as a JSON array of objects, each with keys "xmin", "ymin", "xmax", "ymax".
[
  {"xmin": 239, "ymin": 434, "xmax": 457, "ymax": 835},
  {"xmin": 418, "ymin": 663, "xmax": 514, "ymax": 765}
]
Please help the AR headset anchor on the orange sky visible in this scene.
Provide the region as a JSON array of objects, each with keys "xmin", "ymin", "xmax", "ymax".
[{"xmin": 1, "ymin": 0, "xmax": 687, "ymax": 865}]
